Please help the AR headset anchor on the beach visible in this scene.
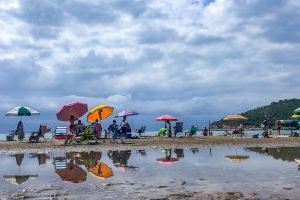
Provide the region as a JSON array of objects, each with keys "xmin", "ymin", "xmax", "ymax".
[{"xmin": 0, "ymin": 136, "xmax": 299, "ymax": 153}]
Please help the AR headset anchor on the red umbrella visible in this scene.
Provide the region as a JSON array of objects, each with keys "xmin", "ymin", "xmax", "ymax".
[
  {"xmin": 156, "ymin": 115, "xmax": 178, "ymax": 121},
  {"xmin": 156, "ymin": 157, "xmax": 179, "ymax": 165},
  {"xmin": 56, "ymin": 101, "xmax": 88, "ymax": 121}
]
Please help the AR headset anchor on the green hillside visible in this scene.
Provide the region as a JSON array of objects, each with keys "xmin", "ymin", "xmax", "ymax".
[{"xmin": 211, "ymin": 98, "xmax": 300, "ymax": 128}]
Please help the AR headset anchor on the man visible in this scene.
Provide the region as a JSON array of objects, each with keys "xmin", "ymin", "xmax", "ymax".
[
  {"xmin": 275, "ymin": 120, "xmax": 282, "ymax": 135},
  {"xmin": 75, "ymin": 120, "xmax": 86, "ymax": 136},
  {"xmin": 107, "ymin": 120, "xmax": 118, "ymax": 137}
]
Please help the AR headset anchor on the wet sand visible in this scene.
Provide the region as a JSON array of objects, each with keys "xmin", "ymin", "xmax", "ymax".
[{"xmin": 0, "ymin": 136, "xmax": 299, "ymax": 153}]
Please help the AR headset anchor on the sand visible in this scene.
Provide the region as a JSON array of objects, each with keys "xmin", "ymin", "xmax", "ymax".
[{"xmin": 0, "ymin": 136, "xmax": 299, "ymax": 153}]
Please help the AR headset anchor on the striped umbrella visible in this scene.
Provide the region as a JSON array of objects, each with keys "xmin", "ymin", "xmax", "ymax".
[
  {"xmin": 294, "ymin": 107, "xmax": 300, "ymax": 115},
  {"xmin": 6, "ymin": 106, "xmax": 40, "ymax": 116}
]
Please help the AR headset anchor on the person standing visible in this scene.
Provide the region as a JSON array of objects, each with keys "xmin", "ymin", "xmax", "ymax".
[
  {"xmin": 261, "ymin": 120, "xmax": 268, "ymax": 137},
  {"xmin": 166, "ymin": 120, "xmax": 172, "ymax": 137},
  {"xmin": 275, "ymin": 120, "xmax": 282, "ymax": 135},
  {"xmin": 203, "ymin": 127, "xmax": 208, "ymax": 136},
  {"xmin": 94, "ymin": 119, "xmax": 102, "ymax": 139},
  {"xmin": 17, "ymin": 121, "xmax": 25, "ymax": 141}
]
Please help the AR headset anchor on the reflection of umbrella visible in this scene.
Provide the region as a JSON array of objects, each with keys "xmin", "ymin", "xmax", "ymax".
[
  {"xmin": 223, "ymin": 115, "xmax": 248, "ymax": 121},
  {"xmin": 225, "ymin": 155, "xmax": 250, "ymax": 163},
  {"xmin": 156, "ymin": 115, "xmax": 178, "ymax": 121},
  {"xmin": 156, "ymin": 149, "xmax": 179, "ymax": 165},
  {"xmin": 3, "ymin": 175, "xmax": 38, "ymax": 185},
  {"xmin": 55, "ymin": 162, "xmax": 87, "ymax": 183},
  {"xmin": 56, "ymin": 102, "xmax": 88, "ymax": 121},
  {"xmin": 89, "ymin": 162, "xmax": 113, "ymax": 179},
  {"xmin": 156, "ymin": 157, "xmax": 179, "ymax": 165},
  {"xmin": 87, "ymin": 105, "xmax": 114, "ymax": 122},
  {"xmin": 6, "ymin": 106, "xmax": 40, "ymax": 116},
  {"xmin": 4, "ymin": 154, "xmax": 38, "ymax": 185}
]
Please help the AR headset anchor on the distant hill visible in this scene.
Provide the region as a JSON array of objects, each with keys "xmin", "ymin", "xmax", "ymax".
[{"xmin": 211, "ymin": 98, "xmax": 300, "ymax": 128}]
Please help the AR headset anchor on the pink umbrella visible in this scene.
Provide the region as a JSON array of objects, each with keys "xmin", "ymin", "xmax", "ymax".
[
  {"xmin": 156, "ymin": 157, "xmax": 179, "ymax": 165},
  {"xmin": 156, "ymin": 115, "xmax": 178, "ymax": 121},
  {"xmin": 56, "ymin": 102, "xmax": 88, "ymax": 121}
]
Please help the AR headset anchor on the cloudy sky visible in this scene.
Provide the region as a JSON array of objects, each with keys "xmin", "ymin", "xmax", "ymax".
[{"xmin": 0, "ymin": 0, "xmax": 299, "ymax": 131}]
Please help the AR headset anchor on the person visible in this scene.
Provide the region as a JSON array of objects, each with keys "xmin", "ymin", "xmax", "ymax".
[
  {"xmin": 94, "ymin": 119, "xmax": 102, "ymax": 139},
  {"xmin": 75, "ymin": 120, "xmax": 86, "ymax": 137},
  {"xmin": 203, "ymin": 127, "xmax": 208, "ymax": 136},
  {"xmin": 261, "ymin": 120, "xmax": 268, "ymax": 137},
  {"xmin": 107, "ymin": 120, "xmax": 118, "ymax": 137},
  {"xmin": 275, "ymin": 120, "xmax": 282, "ymax": 135},
  {"xmin": 238, "ymin": 124, "xmax": 244, "ymax": 136},
  {"xmin": 16, "ymin": 121, "xmax": 25, "ymax": 141},
  {"xmin": 64, "ymin": 115, "xmax": 78, "ymax": 145},
  {"xmin": 166, "ymin": 120, "xmax": 172, "ymax": 137}
]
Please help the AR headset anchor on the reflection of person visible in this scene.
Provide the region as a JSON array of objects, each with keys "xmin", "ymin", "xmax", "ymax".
[
  {"xmin": 107, "ymin": 150, "xmax": 131, "ymax": 167},
  {"xmin": 275, "ymin": 120, "xmax": 282, "ymax": 135}
]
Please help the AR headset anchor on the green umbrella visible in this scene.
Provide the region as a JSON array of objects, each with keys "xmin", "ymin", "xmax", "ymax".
[
  {"xmin": 294, "ymin": 107, "xmax": 300, "ymax": 115},
  {"xmin": 6, "ymin": 106, "xmax": 40, "ymax": 116}
]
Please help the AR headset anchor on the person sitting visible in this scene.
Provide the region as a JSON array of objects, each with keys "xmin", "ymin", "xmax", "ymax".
[
  {"xmin": 74, "ymin": 120, "xmax": 86, "ymax": 137},
  {"xmin": 107, "ymin": 120, "xmax": 118, "ymax": 137},
  {"xmin": 64, "ymin": 124, "xmax": 76, "ymax": 145}
]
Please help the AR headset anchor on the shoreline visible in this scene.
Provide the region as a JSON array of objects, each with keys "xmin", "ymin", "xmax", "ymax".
[{"xmin": 0, "ymin": 136, "xmax": 299, "ymax": 153}]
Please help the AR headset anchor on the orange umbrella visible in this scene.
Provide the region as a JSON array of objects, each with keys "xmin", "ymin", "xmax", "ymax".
[
  {"xmin": 225, "ymin": 155, "xmax": 249, "ymax": 163},
  {"xmin": 88, "ymin": 162, "xmax": 113, "ymax": 179},
  {"xmin": 87, "ymin": 105, "xmax": 114, "ymax": 122},
  {"xmin": 223, "ymin": 115, "xmax": 248, "ymax": 121}
]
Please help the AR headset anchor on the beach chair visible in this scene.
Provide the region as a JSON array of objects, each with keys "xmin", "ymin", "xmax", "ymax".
[
  {"xmin": 136, "ymin": 126, "xmax": 146, "ymax": 137},
  {"xmin": 173, "ymin": 122, "xmax": 183, "ymax": 137},
  {"xmin": 29, "ymin": 124, "xmax": 51, "ymax": 143},
  {"xmin": 53, "ymin": 126, "xmax": 68, "ymax": 145}
]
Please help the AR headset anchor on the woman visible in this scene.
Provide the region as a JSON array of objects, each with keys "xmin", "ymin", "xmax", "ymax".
[{"xmin": 64, "ymin": 115, "xmax": 77, "ymax": 145}]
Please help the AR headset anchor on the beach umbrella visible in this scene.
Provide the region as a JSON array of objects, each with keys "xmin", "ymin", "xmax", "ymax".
[
  {"xmin": 88, "ymin": 162, "xmax": 113, "ymax": 179},
  {"xmin": 225, "ymin": 155, "xmax": 249, "ymax": 163},
  {"xmin": 294, "ymin": 107, "xmax": 300, "ymax": 115},
  {"xmin": 3, "ymin": 154, "xmax": 38, "ymax": 185},
  {"xmin": 156, "ymin": 157, "xmax": 179, "ymax": 165},
  {"xmin": 115, "ymin": 110, "xmax": 139, "ymax": 122},
  {"xmin": 291, "ymin": 114, "xmax": 300, "ymax": 119},
  {"xmin": 156, "ymin": 115, "xmax": 178, "ymax": 121},
  {"xmin": 223, "ymin": 115, "xmax": 248, "ymax": 121},
  {"xmin": 55, "ymin": 162, "xmax": 87, "ymax": 183},
  {"xmin": 87, "ymin": 104, "xmax": 114, "ymax": 122},
  {"xmin": 6, "ymin": 106, "xmax": 40, "ymax": 116},
  {"xmin": 56, "ymin": 101, "xmax": 88, "ymax": 121},
  {"xmin": 3, "ymin": 175, "xmax": 38, "ymax": 185},
  {"xmin": 115, "ymin": 110, "xmax": 139, "ymax": 118}
]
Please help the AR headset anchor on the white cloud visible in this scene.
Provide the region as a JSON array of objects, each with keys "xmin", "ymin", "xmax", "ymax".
[{"xmin": 0, "ymin": 0, "xmax": 299, "ymax": 130}]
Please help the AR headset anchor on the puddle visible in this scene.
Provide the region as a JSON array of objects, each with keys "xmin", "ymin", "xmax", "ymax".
[{"xmin": 0, "ymin": 147, "xmax": 299, "ymax": 199}]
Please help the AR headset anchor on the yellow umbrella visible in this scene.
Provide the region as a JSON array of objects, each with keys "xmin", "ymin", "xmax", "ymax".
[
  {"xmin": 223, "ymin": 115, "xmax": 248, "ymax": 121},
  {"xmin": 87, "ymin": 105, "xmax": 114, "ymax": 122},
  {"xmin": 225, "ymin": 155, "xmax": 249, "ymax": 163},
  {"xmin": 88, "ymin": 162, "xmax": 113, "ymax": 179}
]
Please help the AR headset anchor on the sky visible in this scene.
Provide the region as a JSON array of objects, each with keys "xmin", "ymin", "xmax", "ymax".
[{"xmin": 0, "ymin": 0, "xmax": 299, "ymax": 132}]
